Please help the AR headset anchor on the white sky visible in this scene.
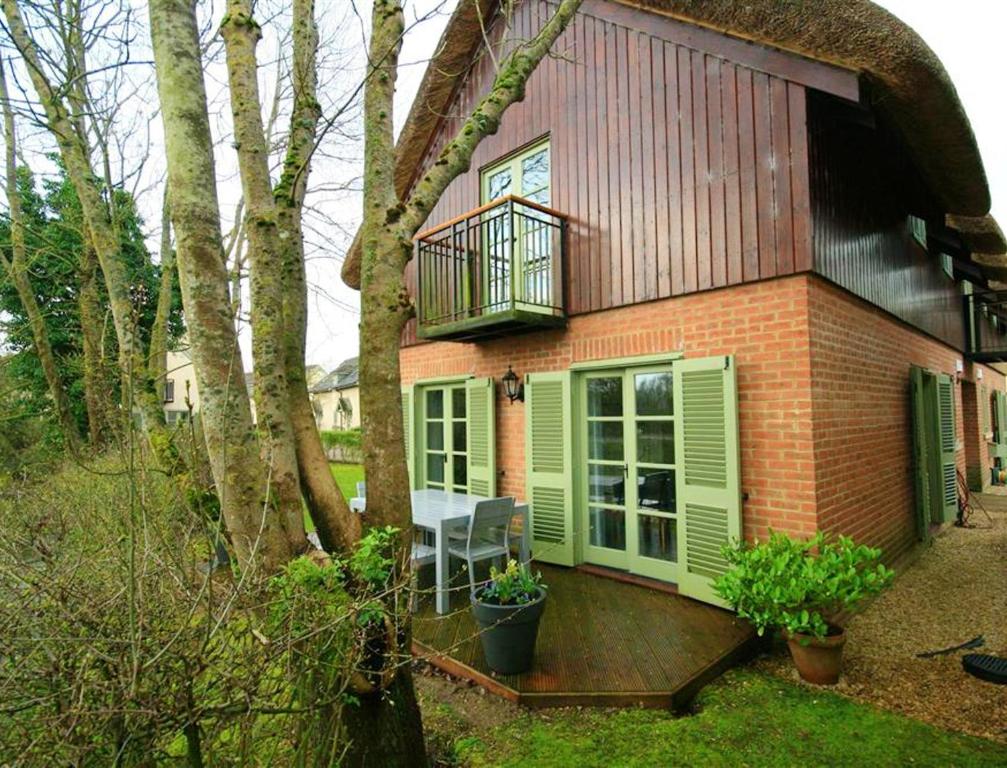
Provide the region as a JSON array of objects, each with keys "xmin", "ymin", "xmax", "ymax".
[{"xmin": 1, "ymin": 1, "xmax": 1003, "ymax": 378}]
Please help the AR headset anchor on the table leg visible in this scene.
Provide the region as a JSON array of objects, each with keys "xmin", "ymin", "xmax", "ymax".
[
  {"xmin": 519, "ymin": 504, "xmax": 531, "ymax": 564},
  {"xmin": 435, "ymin": 519, "xmax": 450, "ymax": 615}
]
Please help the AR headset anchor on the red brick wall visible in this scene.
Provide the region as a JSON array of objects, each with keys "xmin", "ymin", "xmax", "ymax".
[
  {"xmin": 805, "ymin": 276, "xmax": 1005, "ymax": 561},
  {"xmin": 401, "ymin": 273, "xmax": 1004, "ymax": 562},
  {"xmin": 403, "ymin": 275, "xmax": 818, "ymax": 543}
]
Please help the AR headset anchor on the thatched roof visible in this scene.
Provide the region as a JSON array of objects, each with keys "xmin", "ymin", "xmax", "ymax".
[{"xmin": 342, "ymin": 0, "xmax": 999, "ymax": 288}]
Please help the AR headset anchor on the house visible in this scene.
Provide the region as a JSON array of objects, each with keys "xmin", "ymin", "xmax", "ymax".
[
  {"xmin": 164, "ymin": 347, "xmax": 199, "ymax": 424},
  {"xmin": 342, "ymin": 0, "xmax": 1007, "ymax": 609},
  {"xmin": 310, "ymin": 357, "xmax": 360, "ymax": 430}
]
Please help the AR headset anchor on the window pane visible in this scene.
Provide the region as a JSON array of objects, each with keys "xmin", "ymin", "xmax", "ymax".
[
  {"xmin": 426, "ymin": 389, "xmax": 443, "ymax": 419},
  {"xmin": 453, "ymin": 457, "xmax": 468, "ymax": 488},
  {"xmin": 638, "ymin": 514, "xmax": 677, "ymax": 562},
  {"xmin": 588, "ymin": 464, "xmax": 625, "ymax": 505},
  {"xmin": 452, "ymin": 388, "xmax": 466, "ymax": 419},
  {"xmin": 636, "ymin": 421, "xmax": 675, "ymax": 465},
  {"xmin": 426, "ymin": 453, "xmax": 445, "ymax": 484},
  {"xmin": 521, "ymin": 149, "xmax": 549, "ymax": 196},
  {"xmin": 426, "ymin": 422, "xmax": 444, "ymax": 452},
  {"xmin": 589, "ymin": 506, "xmax": 626, "ymax": 551},
  {"xmin": 487, "ymin": 168, "xmax": 511, "ymax": 200},
  {"xmin": 452, "ymin": 421, "xmax": 467, "ymax": 452},
  {"xmin": 637, "ymin": 469, "xmax": 676, "ymax": 513},
  {"xmin": 635, "ymin": 372, "xmax": 673, "ymax": 416},
  {"xmin": 588, "ymin": 421, "xmax": 623, "ymax": 461},
  {"xmin": 587, "ymin": 377, "xmax": 622, "ymax": 417}
]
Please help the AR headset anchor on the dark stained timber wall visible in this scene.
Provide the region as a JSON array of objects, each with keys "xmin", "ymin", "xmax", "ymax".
[
  {"xmin": 807, "ymin": 93, "xmax": 966, "ymax": 352},
  {"xmin": 401, "ymin": 0, "xmax": 818, "ymax": 345}
]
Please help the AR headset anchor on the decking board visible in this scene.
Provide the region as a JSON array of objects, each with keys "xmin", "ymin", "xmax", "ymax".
[{"xmin": 412, "ymin": 564, "xmax": 756, "ymax": 708}]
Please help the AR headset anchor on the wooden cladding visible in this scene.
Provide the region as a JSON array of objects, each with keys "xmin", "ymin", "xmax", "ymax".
[{"xmin": 403, "ymin": 0, "xmax": 814, "ymax": 345}]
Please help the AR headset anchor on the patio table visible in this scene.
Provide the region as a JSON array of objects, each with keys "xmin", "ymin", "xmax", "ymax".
[{"xmin": 411, "ymin": 489, "xmax": 530, "ymax": 615}]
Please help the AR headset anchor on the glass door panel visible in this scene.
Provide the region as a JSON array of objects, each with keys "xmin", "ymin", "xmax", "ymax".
[
  {"xmin": 583, "ymin": 374, "xmax": 627, "ymax": 568},
  {"xmin": 578, "ymin": 366, "xmax": 679, "ymax": 582},
  {"xmin": 422, "ymin": 384, "xmax": 468, "ymax": 493},
  {"xmin": 626, "ymin": 368, "xmax": 678, "ymax": 582}
]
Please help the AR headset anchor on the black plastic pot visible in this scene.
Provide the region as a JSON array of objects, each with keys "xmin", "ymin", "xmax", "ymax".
[{"xmin": 470, "ymin": 589, "xmax": 547, "ymax": 675}]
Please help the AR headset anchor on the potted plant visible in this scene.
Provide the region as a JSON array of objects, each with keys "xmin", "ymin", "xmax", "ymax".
[
  {"xmin": 471, "ymin": 559, "xmax": 546, "ymax": 675},
  {"xmin": 714, "ymin": 531, "xmax": 894, "ymax": 685}
]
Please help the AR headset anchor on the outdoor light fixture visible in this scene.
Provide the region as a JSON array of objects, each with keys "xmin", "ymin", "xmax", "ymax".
[{"xmin": 502, "ymin": 365, "xmax": 524, "ymax": 403}]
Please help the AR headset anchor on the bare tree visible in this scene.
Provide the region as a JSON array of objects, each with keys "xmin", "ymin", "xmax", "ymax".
[
  {"xmin": 350, "ymin": 1, "xmax": 584, "ymax": 764},
  {"xmin": 0, "ymin": 57, "xmax": 81, "ymax": 449},
  {"xmin": 1, "ymin": 0, "xmax": 178, "ymax": 465}
]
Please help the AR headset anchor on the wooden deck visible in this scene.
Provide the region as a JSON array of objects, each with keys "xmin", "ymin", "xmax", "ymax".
[{"xmin": 412, "ymin": 565, "xmax": 757, "ymax": 708}]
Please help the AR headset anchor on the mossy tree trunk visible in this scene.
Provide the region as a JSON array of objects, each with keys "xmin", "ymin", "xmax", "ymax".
[
  {"xmin": 77, "ymin": 240, "xmax": 115, "ymax": 446},
  {"xmin": 2, "ymin": 0, "xmax": 177, "ymax": 468},
  {"xmin": 148, "ymin": 0, "xmax": 293, "ymax": 574},
  {"xmin": 0, "ymin": 59, "xmax": 82, "ymax": 451}
]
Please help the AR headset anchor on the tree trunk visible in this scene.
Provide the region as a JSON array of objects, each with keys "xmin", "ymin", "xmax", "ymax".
[
  {"xmin": 340, "ymin": 666, "xmax": 428, "ymax": 768},
  {"xmin": 148, "ymin": 0, "xmax": 293, "ymax": 574},
  {"xmin": 275, "ymin": 0, "xmax": 359, "ymax": 553},
  {"xmin": 0, "ymin": 59, "xmax": 82, "ymax": 450},
  {"xmin": 221, "ymin": 0, "xmax": 308, "ymax": 553},
  {"xmin": 148, "ymin": 186, "xmax": 174, "ymax": 390},
  {"xmin": 78, "ymin": 242, "xmax": 114, "ymax": 445}
]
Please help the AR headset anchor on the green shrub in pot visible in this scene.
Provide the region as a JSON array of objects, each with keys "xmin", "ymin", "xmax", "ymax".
[{"xmin": 714, "ymin": 531, "xmax": 894, "ymax": 684}]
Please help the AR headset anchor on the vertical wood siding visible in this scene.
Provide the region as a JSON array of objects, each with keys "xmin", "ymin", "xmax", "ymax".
[
  {"xmin": 807, "ymin": 94, "xmax": 965, "ymax": 351},
  {"xmin": 402, "ymin": 0, "xmax": 812, "ymax": 345}
]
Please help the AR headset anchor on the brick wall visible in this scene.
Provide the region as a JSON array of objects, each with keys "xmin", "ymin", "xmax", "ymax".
[
  {"xmin": 805, "ymin": 276, "xmax": 1005, "ymax": 561},
  {"xmin": 403, "ymin": 275, "xmax": 817, "ymax": 543},
  {"xmin": 400, "ymin": 273, "xmax": 1004, "ymax": 561}
]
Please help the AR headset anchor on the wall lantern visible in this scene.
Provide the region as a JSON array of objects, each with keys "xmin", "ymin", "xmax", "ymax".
[{"xmin": 502, "ymin": 365, "xmax": 525, "ymax": 403}]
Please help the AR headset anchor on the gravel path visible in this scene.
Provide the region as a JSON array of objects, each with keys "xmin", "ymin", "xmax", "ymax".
[{"xmin": 758, "ymin": 494, "xmax": 1007, "ymax": 743}]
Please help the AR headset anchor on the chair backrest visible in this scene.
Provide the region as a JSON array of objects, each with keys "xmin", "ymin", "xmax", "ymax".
[
  {"xmin": 639, "ymin": 470, "xmax": 673, "ymax": 508},
  {"xmin": 356, "ymin": 480, "xmax": 366, "ymax": 498},
  {"xmin": 467, "ymin": 497, "xmax": 516, "ymax": 551}
]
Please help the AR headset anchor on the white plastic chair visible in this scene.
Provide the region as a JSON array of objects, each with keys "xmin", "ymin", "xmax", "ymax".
[
  {"xmin": 349, "ymin": 480, "xmax": 366, "ymax": 513},
  {"xmin": 447, "ymin": 497, "xmax": 516, "ymax": 594}
]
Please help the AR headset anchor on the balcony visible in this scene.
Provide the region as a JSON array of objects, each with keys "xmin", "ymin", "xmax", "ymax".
[
  {"xmin": 415, "ymin": 196, "xmax": 567, "ymax": 341},
  {"xmin": 965, "ymin": 289, "xmax": 1007, "ymax": 362}
]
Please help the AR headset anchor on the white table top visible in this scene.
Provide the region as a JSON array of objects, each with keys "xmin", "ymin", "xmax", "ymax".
[{"xmin": 410, "ymin": 488, "xmax": 526, "ymax": 528}]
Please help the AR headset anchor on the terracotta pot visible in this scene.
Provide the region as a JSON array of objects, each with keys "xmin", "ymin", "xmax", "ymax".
[{"xmin": 785, "ymin": 626, "xmax": 846, "ymax": 685}]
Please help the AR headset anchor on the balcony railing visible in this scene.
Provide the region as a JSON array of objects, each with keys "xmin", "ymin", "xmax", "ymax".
[
  {"xmin": 415, "ymin": 195, "xmax": 567, "ymax": 340},
  {"xmin": 965, "ymin": 289, "xmax": 1007, "ymax": 362}
]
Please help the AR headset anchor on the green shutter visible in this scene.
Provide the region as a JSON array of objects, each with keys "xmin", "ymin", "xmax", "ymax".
[
  {"xmin": 466, "ymin": 377, "xmax": 496, "ymax": 497},
  {"xmin": 673, "ymin": 355, "xmax": 742, "ymax": 608},
  {"xmin": 401, "ymin": 385, "xmax": 416, "ymax": 489},
  {"xmin": 525, "ymin": 371, "xmax": 574, "ymax": 566},
  {"xmin": 936, "ymin": 374, "xmax": 957, "ymax": 524},
  {"xmin": 997, "ymin": 390, "xmax": 1007, "ymax": 445},
  {"xmin": 980, "ymin": 384, "xmax": 988, "ymax": 435},
  {"xmin": 910, "ymin": 367, "xmax": 932, "ymax": 539}
]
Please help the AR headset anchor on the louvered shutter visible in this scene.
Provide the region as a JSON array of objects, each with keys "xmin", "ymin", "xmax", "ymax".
[
  {"xmin": 980, "ymin": 384, "xmax": 989, "ymax": 436},
  {"xmin": 466, "ymin": 377, "xmax": 496, "ymax": 497},
  {"xmin": 997, "ymin": 390, "xmax": 1007, "ymax": 445},
  {"xmin": 673, "ymin": 355, "xmax": 742, "ymax": 607},
  {"xmin": 909, "ymin": 367, "xmax": 932, "ymax": 540},
  {"xmin": 936, "ymin": 374, "xmax": 957, "ymax": 523},
  {"xmin": 525, "ymin": 371, "xmax": 574, "ymax": 566},
  {"xmin": 401, "ymin": 385, "xmax": 416, "ymax": 489}
]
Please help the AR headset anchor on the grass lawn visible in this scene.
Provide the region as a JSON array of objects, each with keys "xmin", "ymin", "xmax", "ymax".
[
  {"xmin": 302, "ymin": 463, "xmax": 364, "ymax": 533},
  {"xmin": 428, "ymin": 668, "xmax": 1005, "ymax": 767}
]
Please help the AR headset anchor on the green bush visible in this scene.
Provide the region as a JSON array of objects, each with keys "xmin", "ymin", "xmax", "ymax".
[
  {"xmin": 319, "ymin": 428, "xmax": 362, "ymax": 451},
  {"xmin": 714, "ymin": 531, "xmax": 894, "ymax": 640}
]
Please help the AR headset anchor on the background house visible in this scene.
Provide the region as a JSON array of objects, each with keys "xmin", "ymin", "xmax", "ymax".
[
  {"xmin": 164, "ymin": 347, "xmax": 199, "ymax": 424},
  {"xmin": 310, "ymin": 357, "xmax": 360, "ymax": 430},
  {"xmin": 342, "ymin": 0, "xmax": 1007, "ymax": 607}
]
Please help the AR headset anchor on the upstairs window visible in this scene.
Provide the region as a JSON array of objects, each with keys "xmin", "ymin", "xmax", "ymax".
[{"xmin": 164, "ymin": 378, "xmax": 175, "ymax": 403}]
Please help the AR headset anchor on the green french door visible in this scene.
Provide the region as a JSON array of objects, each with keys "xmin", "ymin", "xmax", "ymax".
[
  {"xmin": 580, "ymin": 365, "xmax": 678, "ymax": 582},
  {"xmin": 420, "ymin": 384, "xmax": 469, "ymax": 493}
]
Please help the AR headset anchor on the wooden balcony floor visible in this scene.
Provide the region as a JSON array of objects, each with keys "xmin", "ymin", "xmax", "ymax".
[{"xmin": 411, "ymin": 564, "xmax": 757, "ymax": 708}]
